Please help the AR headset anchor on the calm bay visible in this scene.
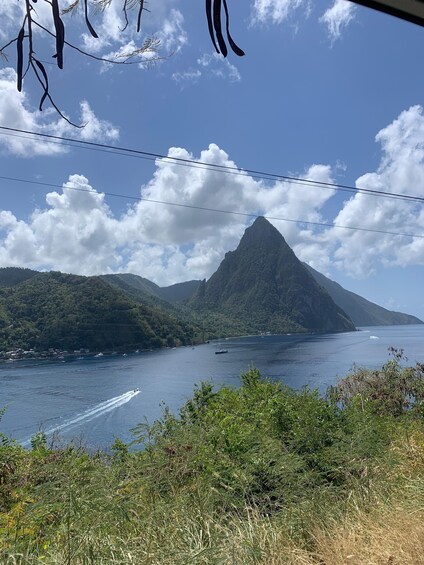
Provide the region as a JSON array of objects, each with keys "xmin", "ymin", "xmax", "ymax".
[{"xmin": 1, "ymin": 324, "xmax": 423, "ymax": 448}]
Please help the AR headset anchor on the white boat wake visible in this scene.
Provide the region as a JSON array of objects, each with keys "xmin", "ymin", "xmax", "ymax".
[{"xmin": 22, "ymin": 390, "xmax": 140, "ymax": 446}]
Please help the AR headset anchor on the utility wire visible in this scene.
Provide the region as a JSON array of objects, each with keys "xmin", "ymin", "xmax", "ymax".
[
  {"xmin": 1, "ymin": 125, "xmax": 424, "ymax": 204},
  {"xmin": 0, "ymin": 130, "xmax": 384, "ymax": 199},
  {"xmin": 1, "ymin": 174, "xmax": 423, "ymax": 239},
  {"xmin": 0, "ymin": 129, "xmax": 393, "ymax": 201}
]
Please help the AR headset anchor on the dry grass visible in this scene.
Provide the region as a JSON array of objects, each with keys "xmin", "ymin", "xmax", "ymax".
[
  {"xmin": 309, "ymin": 502, "xmax": 424, "ymax": 565},
  {"xmin": 22, "ymin": 492, "xmax": 423, "ymax": 565},
  {"xmin": 4, "ymin": 442, "xmax": 424, "ymax": 565},
  {"xmin": 304, "ymin": 431, "xmax": 424, "ymax": 565}
]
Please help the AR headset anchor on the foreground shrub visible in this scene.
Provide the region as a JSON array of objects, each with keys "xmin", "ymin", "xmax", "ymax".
[
  {"xmin": 329, "ymin": 347, "xmax": 424, "ymax": 417},
  {"xmin": 130, "ymin": 367, "xmax": 395, "ymax": 514}
]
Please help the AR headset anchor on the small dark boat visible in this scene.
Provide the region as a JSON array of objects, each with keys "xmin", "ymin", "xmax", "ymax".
[{"xmin": 215, "ymin": 349, "xmax": 228, "ymax": 355}]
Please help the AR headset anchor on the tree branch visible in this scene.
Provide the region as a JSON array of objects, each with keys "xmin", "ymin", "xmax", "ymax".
[{"xmin": 1, "ymin": 0, "xmax": 245, "ymax": 126}]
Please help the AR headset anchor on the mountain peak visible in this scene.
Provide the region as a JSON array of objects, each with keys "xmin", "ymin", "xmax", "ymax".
[
  {"xmin": 251, "ymin": 215, "xmax": 270, "ymax": 227},
  {"xmin": 190, "ymin": 218, "xmax": 355, "ymax": 334},
  {"xmin": 239, "ymin": 217, "xmax": 289, "ymax": 251},
  {"xmin": 245, "ymin": 216, "xmax": 281, "ymax": 236}
]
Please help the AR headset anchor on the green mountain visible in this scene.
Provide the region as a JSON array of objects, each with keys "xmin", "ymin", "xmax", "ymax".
[
  {"xmin": 106, "ymin": 266, "xmax": 421, "ymax": 330},
  {"xmin": 190, "ymin": 217, "xmax": 356, "ymax": 334},
  {"xmin": 2, "ymin": 219, "xmax": 419, "ymax": 353},
  {"xmin": 0, "ymin": 267, "xmax": 38, "ymax": 287},
  {"xmin": 158, "ymin": 280, "xmax": 202, "ymax": 303},
  {"xmin": 0, "ymin": 270, "xmax": 197, "ymax": 353},
  {"xmin": 100, "ymin": 273, "xmax": 200, "ymax": 305},
  {"xmin": 99, "ymin": 273, "xmax": 201, "ymax": 334},
  {"xmin": 100, "ymin": 274, "xmax": 233, "ymax": 340},
  {"xmin": 304, "ymin": 263, "xmax": 423, "ymax": 327},
  {"xmin": 101, "ymin": 273, "xmax": 161, "ymax": 298}
]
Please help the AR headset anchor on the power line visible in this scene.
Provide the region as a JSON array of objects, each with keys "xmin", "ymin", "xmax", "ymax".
[
  {"xmin": 1, "ymin": 173, "xmax": 423, "ymax": 239},
  {"xmin": 1, "ymin": 125, "xmax": 424, "ymax": 204}
]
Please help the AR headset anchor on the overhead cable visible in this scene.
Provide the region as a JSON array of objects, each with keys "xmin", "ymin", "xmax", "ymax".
[
  {"xmin": 1, "ymin": 174, "xmax": 423, "ymax": 239},
  {"xmin": 1, "ymin": 125, "xmax": 424, "ymax": 204}
]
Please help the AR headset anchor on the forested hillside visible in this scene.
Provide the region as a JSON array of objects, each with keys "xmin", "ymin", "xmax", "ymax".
[
  {"xmin": 1, "ymin": 217, "xmax": 421, "ymax": 356},
  {"xmin": 0, "ymin": 270, "xmax": 197, "ymax": 353},
  {"xmin": 0, "ymin": 267, "xmax": 38, "ymax": 287},
  {"xmin": 304, "ymin": 263, "xmax": 423, "ymax": 326}
]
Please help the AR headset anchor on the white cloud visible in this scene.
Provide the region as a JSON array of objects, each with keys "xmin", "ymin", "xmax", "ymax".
[
  {"xmin": 172, "ymin": 69, "xmax": 202, "ymax": 84},
  {"xmin": 75, "ymin": 101, "xmax": 119, "ymax": 142},
  {"xmin": 250, "ymin": 0, "xmax": 356, "ymax": 41},
  {"xmin": 0, "ymin": 175, "xmax": 121, "ymax": 274},
  {"xmin": 330, "ymin": 105, "xmax": 424, "ymax": 276},
  {"xmin": 320, "ymin": 0, "xmax": 356, "ymax": 41},
  {"xmin": 122, "ymin": 144, "xmax": 260, "ymax": 248},
  {"xmin": 0, "ymin": 144, "xmax": 336, "ymax": 283},
  {"xmin": 197, "ymin": 53, "xmax": 241, "ymax": 82},
  {"xmin": 100, "ymin": 39, "xmax": 163, "ymax": 72},
  {"xmin": 251, "ymin": 0, "xmax": 306, "ymax": 25},
  {"xmin": 0, "ymin": 0, "xmax": 186, "ymax": 68},
  {"xmin": 172, "ymin": 53, "xmax": 241, "ymax": 85},
  {"xmin": 80, "ymin": 3, "xmax": 187, "ymax": 60},
  {"xmin": 1, "ymin": 107, "xmax": 424, "ymax": 284},
  {"xmin": 0, "ymin": 4, "xmax": 23, "ymax": 41},
  {"xmin": 156, "ymin": 9, "xmax": 187, "ymax": 53},
  {"xmin": 0, "ymin": 1, "xmax": 61, "ymax": 46},
  {"xmin": 0, "ymin": 68, "xmax": 119, "ymax": 156},
  {"xmin": 81, "ymin": 1, "xmax": 126, "ymax": 53}
]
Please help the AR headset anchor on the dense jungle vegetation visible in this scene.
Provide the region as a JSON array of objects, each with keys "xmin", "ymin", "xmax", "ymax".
[
  {"xmin": 0, "ymin": 271, "xmax": 198, "ymax": 352},
  {"xmin": 1, "ymin": 351, "xmax": 424, "ymax": 563}
]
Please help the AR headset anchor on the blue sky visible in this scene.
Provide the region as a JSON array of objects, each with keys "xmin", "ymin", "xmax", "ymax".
[{"xmin": 0, "ymin": 0, "xmax": 424, "ymax": 320}]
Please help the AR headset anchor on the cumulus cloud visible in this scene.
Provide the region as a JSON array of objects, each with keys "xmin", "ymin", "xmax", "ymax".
[
  {"xmin": 330, "ymin": 105, "xmax": 424, "ymax": 276},
  {"xmin": 0, "ymin": 175, "xmax": 121, "ymax": 274},
  {"xmin": 0, "ymin": 1, "xmax": 63, "ymax": 45},
  {"xmin": 0, "ymin": 144, "xmax": 337, "ymax": 283},
  {"xmin": 99, "ymin": 8, "xmax": 187, "ymax": 74},
  {"xmin": 0, "ymin": 2, "xmax": 55, "ymax": 41},
  {"xmin": 320, "ymin": 0, "xmax": 356, "ymax": 41},
  {"xmin": 1, "ymin": 107, "xmax": 424, "ymax": 284},
  {"xmin": 100, "ymin": 39, "xmax": 163, "ymax": 73},
  {"xmin": 0, "ymin": 68, "xmax": 119, "ymax": 156},
  {"xmin": 1, "ymin": 1, "xmax": 187, "ymax": 71},
  {"xmin": 75, "ymin": 102, "xmax": 119, "ymax": 142}
]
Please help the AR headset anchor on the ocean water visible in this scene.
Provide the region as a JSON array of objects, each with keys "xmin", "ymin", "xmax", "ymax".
[{"xmin": 1, "ymin": 325, "xmax": 423, "ymax": 448}]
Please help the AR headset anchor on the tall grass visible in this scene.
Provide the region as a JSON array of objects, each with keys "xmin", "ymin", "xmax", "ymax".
[{"xmin": 1, "ymin": 357, "xmax": 424, "ymax": 564}]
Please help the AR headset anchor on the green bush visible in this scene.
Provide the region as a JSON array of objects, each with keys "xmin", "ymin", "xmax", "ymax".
[
  {"xmin": 131, "ymin": 367, "xmax": 396, "ymax": 513},
  {"xmin": 329, "ymin": 348, "xmax": 424, "ymax": 417}
]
